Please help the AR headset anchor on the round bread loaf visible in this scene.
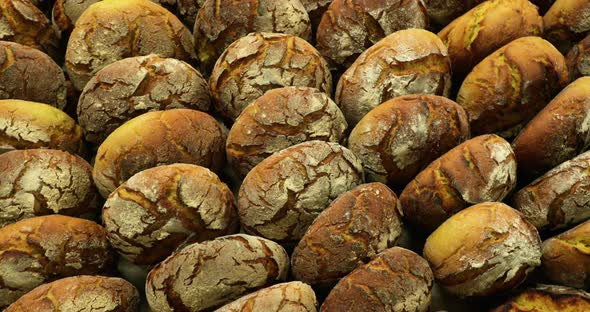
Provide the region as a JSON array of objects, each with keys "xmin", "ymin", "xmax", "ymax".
[
  {"xmin": 65, "ymin": 0, "xmax": 196, "ymax": 91},
  {"xmin": 0, "ymin": 41, "xmax": 66, "ymax": 109},
  {"xmin": 348, "ymin": 94, "xmax": 470, "ymax": 190},
  {"xmin": 146, "ymin": 234, "xmax": 289, "ymax": 312},
  {"xmin": 438, "ymin": 0, "xmax": 543, "ymax": 77},
  {"xmin": 103, "ymin": 164, "xmax": 238, "ymax": 265},
  {"xmin": 567, "ymin": 34, "xmax": 590, "ymax": 79},
  {"xmin": 78, "ymin": 54, "xmax": 210, "ymax": 145},
  {"xmin": 52, "ymin": 0, "xmax": 100, "ymax": 34},
  {"xmin": 291, "ymin": 183, "xmax": 403, "ymax": 287},
  {"xmin": 5, "ymin": 275, "xmax": 140, "ymax": 312},
  {"xmin": 335, "ymin": 29, "xmax": 451, "ymax": 126},
  {"xmin": 423, "ymin": 202, "xmax": 542, "ymax": 297},
  {"xmin": 422, "ymin": 0, "xmax": 482, "ymax": 27},
  {"xmin": 194, "ymin": 0, "xmax": 311, "ymax": 72},
  {"xmin": 400, "ymin": 135, "xmax": 517, "ymax": 232},
  {"xmin": 0, "ymin": 215, "xmax": 114, "ymax": 309},
  {"xmin": 0, "ymin": 149, "xmax": 98, "ymax": 227},
  {"xmin": 544, "ymin": 0, "xmax": 590, "ymax": 53},
  {"xmin": 217, "ymin": 281, "xmax": 318, "ymax": 312},
  {"xmin": 491, "ymin": 285, "xmax": 590, "ymax": 312},
  {"xmin": 93, "ymin": 109, "xmax": 226, "ymax": 198},
  {"xmin": 320, "ymin": 247, "xmax": 434, "ymax": 312},
  {"xmin": 513, "ymin": 77, "xmax": 590, "ymax": 182},
  {"xmin": 226, "ymin": 87, "xmax": 347, "ymax": 178},
  {"xmin": 210, "ymin": 32, "xmax": 332, "ymax": 121},
  {"xmin": 238, "ymin": 140, "xmax": 364, "ymax": 243},
  {"xmin": 0, "ymin": 100, "xmax": 85, "ymax": 156},
  {"xmin": 512, "ymin": 150, "xmax": 590, "ymax": 232},
  {"xmin": 457, "ymin": 36, "xmax": 569, "ymax": 138}
]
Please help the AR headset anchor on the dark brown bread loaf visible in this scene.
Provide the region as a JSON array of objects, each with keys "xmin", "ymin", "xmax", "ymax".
[
  {"xmin": 65, "ymin": 0, "xmax": 196, "ymax": 91},
  {"xmin": 291, "ymin": 183, "xmax": 403, "ymax": 287},
  {"xmin": 567, "ymin": 34, "xmax": 590, "ymax": 79},
  {"xmin": 0, "ymin": 41, "xmax": 66, "ymax": 109},
  {"xmin": 194, "ymin": 0, "xmax": 311, "ymax": 73},
  {"xmin": 513, "ymin": 77, "xmax": 590, "ymax": 182},
  {"xmin": 336, "ymin": 29, "xmax": 451, "ymax": 126},
  {"xmin": 400, "ymin": 135, "xmax": 517, "ymax": 232},
  {"xmin": 316, "ymin": 0, "xmax": 428, "ymax": 68},
  {"xmin": 146, "ymin": 234, "xmax": 289, "ymax": 312},
  {"xmin": 93, "ymin": 109, "xmax": 226, "ymax": 198},
  {"xmin": 78, "ymin": 54, "xmax": 210, "ymax": 145},
  {"xmin": 217, "ymin": 282, "xmax": 318, "ymax": 312},
  {"xmin": 103, "ymin": 164, "xmax": 238, "ymax": 266},
  {"xmin": 226, "ymin": 87, "xmax": 347, "ymax": 178},
  {"xmin": 457, "ymin": 36, "xmax": 569, "ymax": 138},
  {"xmin": 348, "ymin": 94, "xmax": 470, "ymax": 190},
  {"xmin": 0, "ymin": 149, "xmax": 98, "ymax": 227},
  {"xmin": 491, "ymin": 284, "xmax": 590, "ymax": 312},
  {"xmin": 512, "ymin": 150, "xmax": 590, "ymax": 231},
  {"xmin": 544, "ymin": 0, "xmax": 590, "ymax": 53},
  {"xmin": 210, "ymin": 32, "xmax": 332, "ymax": 121},
  {"xmin": 0, "ymin": 215, "xmax": 114, "ymax": 309},
  {"xmin": 423, "ymin": 202, "xmax": 542, "ymax": 297},
  {"xmin": 320, "ymin": 247, "xmax": 434, "ymax": 312},
  {"xmin": 5, "ymin": 275, "xmax": 140, "ymax": 312},
  {"xmin": 438, "ymin": 0, "xmax": 543, "ymax": 77}
]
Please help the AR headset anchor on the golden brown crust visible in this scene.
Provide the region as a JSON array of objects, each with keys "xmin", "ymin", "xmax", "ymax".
[
  {"xmin": 457, "ymin": 36, "xmax": 569, "ymax": 138},
  {"xmin": 348, "ymin": 94, "xmax": 470, "ymax": 190},
  {"xmin": 544, "ymin": 0, "xmax": 590, "ymax": 53},
  {"xmin": 5, "ymin": 275, "xmax": 140, "ymax": 312},
  {"xmin": 491, "ymin": 284, "xmax": 590, "ymax": 312},
  {"xmin": 217, "ymin": 281, "xmax": 318, "ymax": 312},
  {"xmin": 567, "ymin": 34, "xmax": 590, "ymax": 79}
]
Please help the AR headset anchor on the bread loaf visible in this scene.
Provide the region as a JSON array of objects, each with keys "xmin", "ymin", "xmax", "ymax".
[
  {"xmin": 567, "ymin": 34, "xmax": 590, "ymax": 79},
  {"xmin": 226, "ymin": 87, "xmax": 347, "ymax": 178},
  {"xmin": 457, "ymin": 36, "xmax": 569, "ymax": 138},
  {"xmin": 491, "ymin": 284, "xmax": 590, "ymax": 312},
  {"xmin": 400, "ymin": 135, "xmax": 517, "ymax": 232},
  {"xmin": 348, "ymin": 94, "xmax": 470, "ymax": 190},
  {"xmin": 217, "ymin": 281, "xmax": 317, "ymax": 312},
  {"xmin": 146, "ymin": 234, "xmax": 289, "ymax": 312},
  {"xmin": 544, "ymin": 0, "xmax": 590, "ymax": 53},
  {"xmin": 238, "ymin": 140, "xmax": 364, "ymax": 243},
  {"xmin": 209, "ymin": 32, "xmax": 332, "ymax": 121}
]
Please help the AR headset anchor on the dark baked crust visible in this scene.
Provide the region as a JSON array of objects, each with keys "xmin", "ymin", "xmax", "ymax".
[
  {"xmin": 491, "ymin": 284, "xmax": 590, "ymax": 312},
  {"xmin": 567, "ymin": 34, "xmax": 590, "ymax": 79},
  {"xmin": 544, "ymin": 0, "xmax": 590, "ymax": 53}
]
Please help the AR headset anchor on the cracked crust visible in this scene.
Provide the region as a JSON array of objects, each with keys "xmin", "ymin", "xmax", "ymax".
[
  {"xmin": 194, "ymin": 0, "xmax": 311, "ymax": 73},
  {"xmin": 400, "ymin": 135, "xmax": 517, "ymax": 233},
  {"xmin": 335, "ymin": 29, "xmax": 451, "ymax": 126},
  {"xmin": 0, "ymin": 215, "xmax": 114, "ymax": 309},
  {"xmin": 348, "ymin": 94, "xmax": 470, "ymax": 190},
  {"xmin": 103, "ymin": 163, "xmax": 238, "ymax": 266},
  {"xmin": 5, "ymin": 275, "xmax": 140, "ymax": 312},
  {"xmin": 217, "ymin": 281, "xmax": 318, "ymax": 312},
  {"xmin": 438, "ymin": 0, "xmax": 543, "ymax": 78},
  {"xmin": 209, "ymin": 32, "xmax": 332, "ymax": 121},
  {"xmin": 316, "ymin": 0, "xmax": 428, "ymax": 68},
  {"xmin": 320, "ymin": 247, "xmax": 434, "ymax": 312},
  {"xmin": 78, "ymin": 54, "xmax": 211, "ymax": 145},
  {"xmin": 0, "ymin": 100, "xmax": 85, "ymax": 156},
  {"xmin": 92, "ymin": 109, "xmax": 226, "ymax": 198},
  {"xmin": 513, "ymin": 77, "xmax": 590, "ymax": 183},
  {"xmin": 238, "ymin": 140, "xmax": 364, "ymax": 244},
  {"xmin": 423, "ymin": 202, "xmax": 542, "ymax": 297},
  {"xmin": 292, "ymin": 183, "xmax": 403, "ymax": 287},
  {"xmin": 65, "ymin": 0, "xmax": 197, "ymax": 91},
  {"xmin": 226, "ymin": 86, "xmax": 347, "ymax": 178},
  {"xmin": 544, "ymin": 0, "xmax": 590, "ymax": 53},
  {"xmin": 0, "ymin": 41, "xmax": 66, "ymax": 109},
  {"xmin": 567, "ymin": 34, "xmax": 590, "ymax": 79},
  {"xmin": 0, "ymin": 149, "xmax": 98, "ymax": 227},
  {"xmin": 146, "ymin": 234, "xmax": 289, "ymax": 312},
  {"xmin": 457, "ymin": 36, "xmax": 569, "ymax": 138},
  {"xmin": 491, "ymin": 284, "xmax": 590, "ymax": 311}
]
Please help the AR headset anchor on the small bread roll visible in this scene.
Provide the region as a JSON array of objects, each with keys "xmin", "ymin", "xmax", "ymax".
[
  {"xmin": 567, "ymin": 33, "xmax": 590, "ymax": 79},
  {"xmin": 491, "ymin": 285, "xmax": 590, "ymax": 311},
  {"xmin": 217, "ymin": 282, "xmax": 318, "ymax": 312},
  {"xmin": 544, "ymin": 0, "xmax": 590, "ymax": 53}
]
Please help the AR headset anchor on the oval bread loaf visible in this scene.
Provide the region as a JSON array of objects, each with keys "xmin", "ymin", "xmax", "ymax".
[
  {"xmin": 491, "ymin": 284, "xmax": 590, "ymax": 312},
  {"xmin": 544, "ymin": 0, "xmax": 590, "ymax": 53},
  {"xmin": 567, "ymin": 33, "xmax": 590, "ymax": 79},
  {"xmin": 217, "ymin": 281, "xmax": 318, "ymax": 312}
]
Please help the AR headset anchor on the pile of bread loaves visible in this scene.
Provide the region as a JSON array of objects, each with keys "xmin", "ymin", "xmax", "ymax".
[{"xmin": 2, "ymin": 0, "xmax": 590, "ymax": 311}]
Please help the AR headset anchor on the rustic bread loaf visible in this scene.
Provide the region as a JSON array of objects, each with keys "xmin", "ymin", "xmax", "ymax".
[
  {"xmin": 567, "ymin": 34, "xmax": 590, "ymax": 79},
  {"xmin": 65, "ymin": 0, "xmax": 196, "ymax": 91},
  {"xmin": 291, "ymin": 183, "xmax": 402, "ymax": 287},
  {"xmin": 438, "ymin": 0, "xmax": 543, "ymax": 77},
  {"xmin": 513, "ymin": 77, "xmax": 590, "ymax": 182},
  {"xmin": 348, "ymin": 94, "xmax": 470, "ymax": 190},
  {"xmin": 544, "ymin": 0, "xmax": 590, "ymax": 53},
  {"xmin": 78, "ymin": 54, "xmax": 210, "ymax": 145},
  {"xmin": 320, "ymin": 247, "xmax": 433, "ymax": 312},
  {"xmin": 217, "ymin": 281, "xmax": 317, "ymax": 312},
  {"xmin": 238, "ymin": 140, "xmax": 364, "ymax": 243},
  {"xmin": 423, "ymin": 202, "xmax": 542, "ymax": 297},
  {"xmin": 0, "ymin": 215, "xmax": 114, "ymax": 309},
  {"xmin": 335, "ymin": 29, "xmax": 451, "ymax": 126},
  {"xmin": 210, "ymin": 32, "xmax": 332, "ymax": 121},
  {"xmin": 5, "ymin": 275, "xmax": 140, "ymax": 312},
  {"xmin": 491, "ymin": 284, "xmax": 590, "ymax": 312},
  {"xmin": 400, "ymin": 135, "xmax": 517, "ymax": 233},
  {"xmin": 226, "ymin": 87, "xmax": 347, "ymax": 178},
  {"xmin": 457, "ymin": 36, "xmax": 569, "ymax": 138},
  {"xmin": 146, "ymin": 234, "xmax": 289, "ymax": 312}
]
